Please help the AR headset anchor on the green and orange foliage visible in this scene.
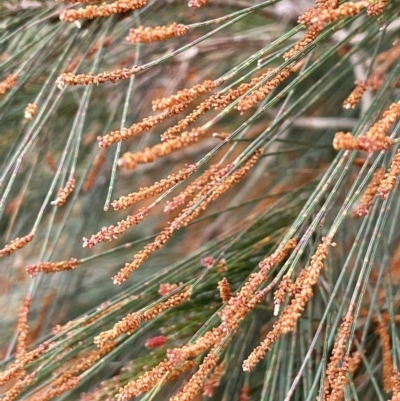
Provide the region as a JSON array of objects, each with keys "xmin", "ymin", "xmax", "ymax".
[{"xmin": 1, "ymin": 0, "xmax": 400, "ymax": 400}]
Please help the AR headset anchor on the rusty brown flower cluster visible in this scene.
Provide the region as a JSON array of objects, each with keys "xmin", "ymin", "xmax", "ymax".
[
  {"xmin": 203, "ymin": 361, "xmax": 226, "ymax": 397},
  {"xmin": 83, "ymin": 150, "xmax": 106, "ymax": 191},
  {"xmin": 24, "ymin": 103, "xmax": 38, "ymax": 120},
  {"xmin": 127, "ymin": 23, "xmax": 190, "ymax": 44},
  {"xmin": 82, "ymin": 206, "xmax": 150, "ymax": 248},
  {"xmin": 16, "ymin": 295, "xmax": 32, "ymax": 359},
  {"xmin": 373, "ymin": 316, "xmax": 393, "ymax": 392},
  {"xmin": 0, "ymin": 342, "xmax": 50, "ymax": 387},
  {"xmin": 343, "ymin": 80, "xmax": 367, "ymax": 109},
  {"xmin": 355, "ymin": 168, "xmax": 385, "ymax": 216},
  {"xmin": 378, "ymin": 149, "xmax": 400, "ymax": 199},
  {"xmin": 112, "ymin": 164, "xmax": 197, "ymax": 210},
  {"xmin": 51, "ymin": 176, "xmax": 76, "ymax": 207},
  {"xmin": 145, "ymin": 335, "xmax": 168, "ymax": 349},
  {"xmin": 236, "ymin": 68, "xmax": 292, "ymax": 113},
  {"xmin": 26, "ymin": 258, "xmax": 81, "ymax": 277},
  {"xmin": 284, "ymin": 26, "xmax": 323, "ymax": 60},
  {"xmin": 98, "ymin": 102, "xmax": 188, "ymax": 148},
  {"xmin": 56, "ymin": 67, "xmax": 141, "ymax": 88},
  {"xmin": 59, "ymin": 0, "xmax": 148, "ymax": 22},
  {"xmin": 333, "ymin": 101, "xmax": 400, "ymax": 153},
  {"xmin": 164, "ymin": 165, "xmax": 219, "ymax": 213},
  {"xmin": 217, "ymin": 278, "xmax": 232, "ymax": 303},
  {"xmin": 0, "ymin": 232, "xmax": 34, "ymax": 258},
  {"xmin": 171, "ymin": 350, "xmax": 220, "ymax": 401},
  {"xmin": 299, "ymin": 2, "xmax": 369, "ymax": 30},
  {"xmin": 118, "ymin": 127, "xmax": 207, "ymax": 169},
  {"xmin": 153, "ymin": 79, "xmax": 219, "ymax": 112},
  {"xmin": 366, "ymin": 0, "xmax": 389, "ymax": 16},
  {"xmin": 323, "ymin": 313, "xmax": 354, "ymax": 401},
  {"xmin": 112, "ymin": 152, "xmax": 261, "ymax": 285},
  {"xmin": 188, "ymin": 0, "xmax": 208, "ymax": 7},
  {"xmin": 0, "ymin": 73, "xmax": 18, "ymax": 96},
  {"xmin": 95, "ymin": 289, "xmax": 191, "ymax": 346},
  {"xmin": 219, "ymin": 238, "xmax": 297, "ymax": 332},
  {"xmin": 160, "ymin": 99, "xmax": 214, "ymax": 141}
]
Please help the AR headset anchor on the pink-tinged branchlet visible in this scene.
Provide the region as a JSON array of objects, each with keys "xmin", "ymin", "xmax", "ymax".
[
  {"xmin": 242, "ymin": 237, "xmax": 332, "ymax": 371},
  {"xmin": 378, "ymin": 149, "xmax": 400, "ymax": 199},
  {"xmin": 51, "ymin": 176, "xmax": 75, "ymax": 207},
  {"xmin": 355, "ymin": 168, "xmax": 385, "ymax": 216},
  {"xmin": 127, "ymin": 23, "xmax": 189, "ymax": 44},
  {"xmin": 343, "ymin": 80, "xmax": 367, "ymax": 109},
  {"xmin": 218, "ymin": 278, "xmax": 232, "ymax": 303},
  {"xmin": 145, "ymin": 335, "xmax": 168, "ymax": 349},
  {"xmin": 0, "ymin": 73, "xmax": 18, "ymax": 95},
  {"xmin": 26, "ymin": 258, "xmax": 80, "ymax": 276},
  {"xmin": 153, "ymin": 80, "xmax": 219, "ymax": 112},
  {"xmin": 59, "ymin": 0, "xmax": 148, "ymax": 22},
  {"xmin": 118, "ymin": 128, "xmax": 207, "ymax": 170},
  {"xmin": 0, "ymin": 232, "xmax": 34, "ymax": 258},
  {"xmin": 24, "ymin": 103, "xmax": 38, "ymax": 120},
  {"xmin": 16, "ymin": 295, "xmax": 32, "ymax": 359},
  {"xmin": 82, "ymin": 206, "xmax": 150, "ymax": 248},
  {"xmin": 112, "ymin": 165, "xmax": 197, "ymax": 210}
]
